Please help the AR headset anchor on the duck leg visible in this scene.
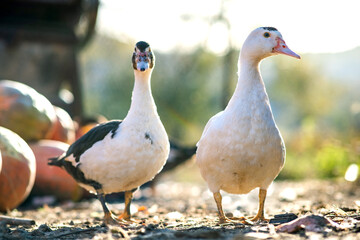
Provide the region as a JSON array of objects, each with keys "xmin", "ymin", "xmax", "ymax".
[
  {"xmin": 96, "ymin": 189, "xmax": 120, "ymax": 225},
  {"xmin": 118, "ymin": 191, "xmax": 133, "ymax": 221},
  {"xmin": 214, "ymin": 192, "xmax": 227, "ymax": 223},
  {"xmin": 213, "ymin": 192, "xmax": 246, "ymax": 223},
  {"xmin": 250, "ymin": 188, "xmax": 269, "ymax": 222}
]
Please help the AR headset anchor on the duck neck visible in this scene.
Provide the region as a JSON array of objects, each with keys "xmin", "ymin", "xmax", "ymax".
[
  {"xmin": 126, "ymin": 70, "xmax": 157, "ymax": 119},
  {"xmin": 226, "ymin": 54, "xmax": 268, "ymax": 110}
]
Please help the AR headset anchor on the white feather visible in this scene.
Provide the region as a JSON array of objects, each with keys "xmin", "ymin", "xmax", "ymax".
[{"xmin": 196, "ymin": 27, "xmax": 288, "ymax": 195}]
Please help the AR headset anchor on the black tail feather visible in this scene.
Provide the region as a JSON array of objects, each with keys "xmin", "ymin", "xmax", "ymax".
[
  {"xmin": 162, "ymin": 140, "xmax": 197, "ymax": 172},
  {"xmin": 48, "ymin": 156, "xmax": 64, "ymax": 167}
]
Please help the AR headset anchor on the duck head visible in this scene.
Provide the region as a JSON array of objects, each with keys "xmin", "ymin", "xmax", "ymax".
[
  {"xmin": 132, "ymin": 41, "xmax": 155, "ymax": 72},
  {"xmin": 241, "ymin": 27, "xmax": 300, "ymax": 62}
]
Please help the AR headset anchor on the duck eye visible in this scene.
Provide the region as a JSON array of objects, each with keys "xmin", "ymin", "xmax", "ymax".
[{"xmin": 263, "ymin": 32, "xmax": 270, "ymax": 38}]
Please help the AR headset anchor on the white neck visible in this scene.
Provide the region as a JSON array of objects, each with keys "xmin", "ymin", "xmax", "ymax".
[
  {"xmin": 126, "ymin": 70, "xmax": 157, "ymax": 119},
  {"xmin": 225, "ymin": 53, "xmax": 269, "ymax": 111}
]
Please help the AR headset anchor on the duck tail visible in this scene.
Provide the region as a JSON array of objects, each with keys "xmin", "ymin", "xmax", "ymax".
[
  {"xmin": 48, "ymin": 156, "xmax": 64, "ymax": 167},
  {"xmin": 184, "ymin": 146, "xmax": 197, "ymax": 158}
]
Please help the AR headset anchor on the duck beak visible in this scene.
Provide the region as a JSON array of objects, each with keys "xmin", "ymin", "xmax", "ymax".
[
  {"xmin": 273, "ymin": 37, "xmax": 301, "ymax": 59},
  {"xmin": 137, "ymin": 60, "xmax": 149, "ymax": 72},
  {"xmin": 136, "ymin": 52, "xmax": 151, "ymax": 71}
]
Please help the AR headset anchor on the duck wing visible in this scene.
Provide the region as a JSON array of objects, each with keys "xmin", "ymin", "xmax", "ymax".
[
  {"xmin": 49, "ymin": 120, "xmax": 122, "ymax": 165},
  {"xmin": 68, "ymin": 120, "xmax": 122, "ymax": 162},
  {"xmin": 48, "ymin": 120, "xmax": 122, "ymax": 188}
]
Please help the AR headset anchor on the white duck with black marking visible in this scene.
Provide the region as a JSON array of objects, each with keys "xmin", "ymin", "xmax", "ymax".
[
  {"xmin": 49, "ymin": 41, "xmax": 170, "ymax": 225},
  {"xmin": 196, "ymin": 27, "xmax": 300, "ymax": 223}
]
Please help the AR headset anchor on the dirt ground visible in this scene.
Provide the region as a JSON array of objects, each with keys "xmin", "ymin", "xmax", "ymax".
[{"xmin": 1, "ymin": 179, "xmax": 360, "ymax": 239}]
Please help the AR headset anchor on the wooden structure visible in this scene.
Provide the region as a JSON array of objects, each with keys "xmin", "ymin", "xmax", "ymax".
[{"xmin": 0, "ymin": 0, "xmax": 99, "ymax": 116}]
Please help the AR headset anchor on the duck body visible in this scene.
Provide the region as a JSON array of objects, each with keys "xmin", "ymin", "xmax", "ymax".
[
  {"xmin": 196, "ymin": 27, "xmax": 300, "ymax": 223},
  {"xmin": 76, "ymin": 105, "xmax": 169, "ymax": 194},
  {"xmin": 196, "ymin": 62, "xmax": 285, "ymax": 195}
]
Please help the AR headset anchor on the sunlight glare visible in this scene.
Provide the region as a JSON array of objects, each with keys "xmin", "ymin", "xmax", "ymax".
[{"xmin": 99, "ymin": 0, "xmax": 360, "ymax": 54}]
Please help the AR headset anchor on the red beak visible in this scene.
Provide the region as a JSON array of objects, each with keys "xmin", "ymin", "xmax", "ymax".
[{"xmin": 272, "ymin": 37, "xmax": 301, "ymax": 59}]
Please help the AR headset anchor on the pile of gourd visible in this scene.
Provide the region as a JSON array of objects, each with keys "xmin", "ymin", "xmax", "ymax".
[{"xmin": 0, "ymin": 80, "xmax": 91, "ymax": 212}]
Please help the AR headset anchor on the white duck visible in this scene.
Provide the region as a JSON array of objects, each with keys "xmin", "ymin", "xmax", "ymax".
[
  {"xmin": 196, "ymin": 27, "xmax": 300, "ymax": 223},
  {"xmin": 49, "ymin": 41, "xmax": 170, "ymax": 225}
]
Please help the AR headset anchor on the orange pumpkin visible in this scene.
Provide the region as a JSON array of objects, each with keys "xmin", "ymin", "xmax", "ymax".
[
  {"xmin": 0, "ymin": 127, "xmax": 36, "ymax": 212},
  {"xmin": 47, "ymin": 106, "xmax": 76, "ymax": 144},
  {"xmin": 29, "ymin": 140, "xmax": 87, "ymax": 201},
  {"xmin": 0, "ymin": 151, "xmax": 2, "ymax": 174},
  {"xmin": 75, "ymin": 123, "xmax": 97, "ymax": 140},
  {"xmin": 0, "ymin": 80, "xmax": 56, "ymax": 142},
  {"xmin": 75, "ymin": 115, "xmax": 108, "ymax": 140}
]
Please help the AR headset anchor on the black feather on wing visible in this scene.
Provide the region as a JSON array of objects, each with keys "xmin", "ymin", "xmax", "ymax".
[
  {"xmin": 66, "ymin": 120, "xmax": 122, "ymax": 163},
  {"xmin": 48, "ymin": 120, "xmax": 122, "ymax": 188}
]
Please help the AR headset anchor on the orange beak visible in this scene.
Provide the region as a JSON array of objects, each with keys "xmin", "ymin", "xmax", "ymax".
[{"xmin": 272, "ymin": 37, "xmax": 301, "ymax": 59}]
